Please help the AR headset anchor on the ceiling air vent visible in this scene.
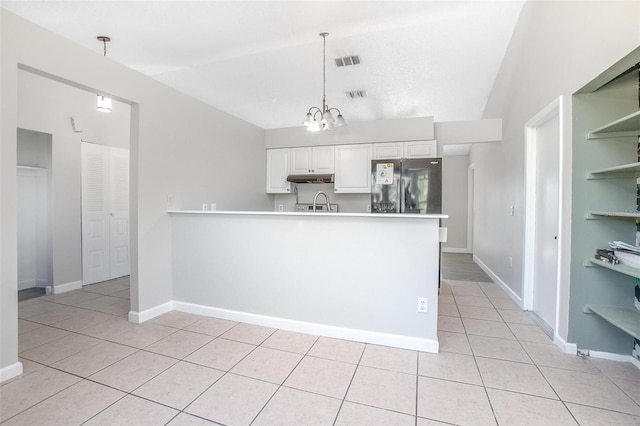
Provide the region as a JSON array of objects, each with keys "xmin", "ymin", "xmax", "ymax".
[
  {"xmin": 345, "ymin": 90, "xmax": 368, "ymax": 99},
  {"xmin": 335, "ymin": 55, "xmax": 361, "ymax": 67}
]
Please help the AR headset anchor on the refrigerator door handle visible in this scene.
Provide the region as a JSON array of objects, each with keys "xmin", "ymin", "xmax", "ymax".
[{"xmin": 399, "ymin": 175, "xmax": 404, "ymax": 213}]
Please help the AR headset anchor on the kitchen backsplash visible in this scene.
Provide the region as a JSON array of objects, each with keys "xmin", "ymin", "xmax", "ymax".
[{"xmin": 273, "ymin": 183, "xmax": 370, "ymax": 213}]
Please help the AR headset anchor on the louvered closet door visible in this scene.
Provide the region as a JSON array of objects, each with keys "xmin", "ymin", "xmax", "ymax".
[
  {"xmin": 109, "ymin": 147, "xmax": 130, "ymax": 279},
  {"xmin": 82, "ymin": 143, "xmax": 110, "ymax": 285}
]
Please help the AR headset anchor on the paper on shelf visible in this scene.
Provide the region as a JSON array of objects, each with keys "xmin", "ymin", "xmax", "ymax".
[{"xmin": 609, "ymin": 241, "xmax": 640, "ymax": 254}]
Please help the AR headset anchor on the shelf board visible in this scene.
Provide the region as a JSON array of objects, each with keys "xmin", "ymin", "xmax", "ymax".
[
  {"xmin": 588, "ymin": 110, "xmax": 640, "ymax": 139},
  {"xmin": 585, "ymin": 258, "xmax": 640, "ymax": 279},
  {"xmin": 586, "ymin": 162, "xmax": 640, "ymax": 179},
  {"xmin": 584, "ymin": 305, "xmax": 640, "ymax": 340},
  {"xmin": 585, "ymin": 211, "xmax": 640, "ymax": 221}
]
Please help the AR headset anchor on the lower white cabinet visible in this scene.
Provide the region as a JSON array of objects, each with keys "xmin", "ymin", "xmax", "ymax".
[
  {"xmin": 334, "ymin": 144, "xmax": 373, "ymax": 193},
  {"xmin": 266, "ymin": 148, "xmax": 291, "ymax": 193}
]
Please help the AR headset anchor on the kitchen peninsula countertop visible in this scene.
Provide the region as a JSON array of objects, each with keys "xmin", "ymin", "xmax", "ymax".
[{"xmin": 167, "ymin": 210, "xmax": 448, "ymax": 219}]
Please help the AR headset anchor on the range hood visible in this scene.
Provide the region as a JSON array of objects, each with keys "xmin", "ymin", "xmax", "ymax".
[{"xmin": 286, "ymin": 174, "xmax": 334, "ymax": 184}]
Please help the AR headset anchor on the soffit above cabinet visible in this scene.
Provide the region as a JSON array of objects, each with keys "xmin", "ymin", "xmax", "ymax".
[{"xmin": 265, "ymin": 116, "xmax": 434, "ymax": 149}]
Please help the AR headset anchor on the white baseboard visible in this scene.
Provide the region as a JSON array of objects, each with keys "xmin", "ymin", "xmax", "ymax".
[
  {"xmin": 173, "ymin": 301, "xmax": 439, "ymax": 353},
  {"xmin": 473, "ymin": 254, "xmax": 523, "ymax": 309},
  {"xmin": 441, "ymin": 247, "xmax": 470, "ymax": 254},
  {"xmin": 589, "ymin": 350, "xmax": 640, "ymax": 369},
  {"xmin": 553, "ymin": 334, "xmax": 577, "ymax": 355},
  {"xmin": 128, "ymin": 301, "xmax": 174, "ymax": 324},
  {"xmin": 0, "ymin": 361, "xmax": 23, "ymax": 383},
  {"xmin": 52, "ymin": 280, "xmax": 82, "ymax": 295}
]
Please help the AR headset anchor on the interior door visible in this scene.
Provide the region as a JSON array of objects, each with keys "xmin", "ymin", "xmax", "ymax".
[
  {"xmin": 532, "ymin": 114, "xmax": 560, "ymax": 333},
  {"xmin": 82, "ymin": 142, "xmax": 130, "ymax": 285},
  {"xmin": 109, "ymin": 147, "xmax": 130, "ymax": 279},
  {"xmin": 81, "ymin": 143, "xmax": 110, "ymax": 285}
]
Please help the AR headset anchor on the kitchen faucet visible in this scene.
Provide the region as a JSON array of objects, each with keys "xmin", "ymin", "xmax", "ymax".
[{"xmin": 312, "ymin": 191, "xmax": 331, "ymax": 213}]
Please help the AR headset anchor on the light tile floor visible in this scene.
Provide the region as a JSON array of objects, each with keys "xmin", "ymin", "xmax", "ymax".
[{"xmin": 2, "ymin": 276, "xmax": 640, "ymax": 425}]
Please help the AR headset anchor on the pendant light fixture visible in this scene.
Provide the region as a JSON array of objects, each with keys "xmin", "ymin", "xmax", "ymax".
[
  {"xmin": 96, "ymin": 36, "xmax": 112, "ymax": 112},
  {"xmin": 302, "ymin": 32, "xmax": 346, "ymax": 132}
]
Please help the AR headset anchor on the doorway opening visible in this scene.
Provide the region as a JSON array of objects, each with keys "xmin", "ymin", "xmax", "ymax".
[
  {"xmin": 17, "ymin": 129, "xmax": 53, "ymax": 300},
  {"xmin": 523, "ymin": 97, "xmax": 564, "ymax": 338},
  {"xmin": 16, "ymin": 67, "xmax": 133, "ymax": 297}
]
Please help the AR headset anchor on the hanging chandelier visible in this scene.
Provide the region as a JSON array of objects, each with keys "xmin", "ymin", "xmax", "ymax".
[
  {"xmin": 302, "ymin": 32, "xmax": 346, "ymax": 132},
  {"xmin": 96, "ymin": 36, "xmax": 112, "ymax": 112}
]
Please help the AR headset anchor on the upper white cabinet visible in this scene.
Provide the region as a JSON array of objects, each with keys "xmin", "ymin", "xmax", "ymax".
[
  {"xmin": 290, "ymin": 146, "xmax": 335, "ymax": 174},
  {"xmin": 404, "ymin": 140, "xmax": 437, "ymax": 158},
  {"xmin": 372, "ymin": 140, "xmax": 437, "ymax": 159},
  {"xmin": 266, "ymin": 148, "xmax": 291, "ymax": 194},
  {"xmin": 334, "ymin": 144, "xmax": 373, "ymax": 193},
  {"xmin": 373, "ymin": 142, "xmax": 403, "ymax": 159}
]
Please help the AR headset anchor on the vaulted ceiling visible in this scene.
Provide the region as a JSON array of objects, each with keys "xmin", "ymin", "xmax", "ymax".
[{"xmin": 2, "ymin": 1, "xmax": 524, "ymax": 130}]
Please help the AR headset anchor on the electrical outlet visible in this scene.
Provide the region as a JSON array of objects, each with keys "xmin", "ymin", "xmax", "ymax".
[
  {"xmin": 417, "ymin": 297, "xmax": 428, "ymax": 313},
  {"xmin": 510, "ymin": 205, "xmax": 515, "ymax": 216},
  {"xmin": 509, "ymin": 256, "xmax": 513, "ymax": 268},
  {"xmin": 366, "ymin": 204, "xmax": 371, "ymax": 212},
  {"xmin": 166, "ymin": 195, "xmax": 175, "ymax": 208},
  {"xmin": 278, "ymin": 204, "xmax": 284, "ymax": 212}
]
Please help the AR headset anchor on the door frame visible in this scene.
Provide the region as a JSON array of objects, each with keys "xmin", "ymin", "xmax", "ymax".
[
  {"xmin": 467, "ymin": 163, "xmax": 475, "ymax": 254},
  {"xmin": 523, "ymin": 96, "xmax": 564, "ymax": 335}
]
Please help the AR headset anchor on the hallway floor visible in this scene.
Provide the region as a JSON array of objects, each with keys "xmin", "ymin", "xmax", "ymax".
[{"xmin": 2, "ymin": 274, "xmax": 640, "ymax": 425}]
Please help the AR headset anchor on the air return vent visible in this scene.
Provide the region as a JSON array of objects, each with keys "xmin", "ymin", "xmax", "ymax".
[
  {"xmin": 345, "ymin": 90, "xmax": 368, "ymax": 99},
  {"xmin": 335, "ymin": 55, "xmax": 361, "ymax": 67}
]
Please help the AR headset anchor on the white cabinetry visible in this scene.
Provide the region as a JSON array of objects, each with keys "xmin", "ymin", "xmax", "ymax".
[
  {"xmin": 404, "ymin": 140, "xmax": 437, "ymax": 158},
  {"xmin": 372, "ymin": 140, "xmax": 437, "ymax": 159},
  {"xmin": 266, "ymin": 148, "xmax": 291, "ymax": 194},
  {"xmin": 334, "ymin": 144, "xmax": 373, "ymax": 193},
  {"xmin": 290, "ymin": 146, "xmax": 335, "ymax": 174},
  {"xmin": 373, "ymin": 142, "xmax": 403, "ymax": 159}
]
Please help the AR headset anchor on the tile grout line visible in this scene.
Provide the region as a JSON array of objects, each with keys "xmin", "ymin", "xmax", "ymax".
[{"xmin": 330, "ymin": 340, "xmax": 367, "ymax": 426}]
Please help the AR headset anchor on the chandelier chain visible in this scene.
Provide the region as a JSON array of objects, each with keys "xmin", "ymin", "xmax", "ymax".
[{"xmin": 322, "ymin": 33, "xmax": 326, "ymax": 112}]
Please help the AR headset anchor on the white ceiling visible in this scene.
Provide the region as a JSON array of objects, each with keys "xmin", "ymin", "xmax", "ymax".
[{"xmin": 2, "ymin": 1, "xmax": 524, "ymax": 130}]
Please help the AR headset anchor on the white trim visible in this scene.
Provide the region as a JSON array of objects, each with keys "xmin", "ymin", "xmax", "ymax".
[
  {"xmin": 467, "ymin": 163, "xmax": 475, "ymax": 254},
  {"xmin": 523, "ymin": 97, "xmax": 564, "ymax": 336},
  {"xmin": 442, "ymin": 247, "xmax": 470, "ymax": 254},
  {"xmin": 0, "ymin": 362, "xmax": 23, "ymax": 383},
  {"xmin": 128, "ymin": 301, "xmax": 173, "ymax": 324},
  {"xmin": 52, "ymin": 280, "xmax": 82, "ymax": 295},
  {"xmin": 589, "ymin": 350, "xmax": 640, "ymax": 370},
  {"xmin": 553, "ymin": 334, "xmax": 578, "ymax": 355},
  {"xmin": 473, "ymin": 255, "xmax": 523, "ymax": 309},
  {"xmin": 173, "ymin": 301, "xmax": 439, "ymax": 353}
]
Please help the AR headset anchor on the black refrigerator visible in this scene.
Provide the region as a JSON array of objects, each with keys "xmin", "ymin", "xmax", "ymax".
[{"xmin": 371, "ymin": 158, "xmax": 442, "ymax": 214}]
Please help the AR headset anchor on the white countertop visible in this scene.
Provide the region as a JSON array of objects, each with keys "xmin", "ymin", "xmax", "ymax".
[{"xmin": 167, "ymin": 210, "xmax": 448, "ymax": 219}]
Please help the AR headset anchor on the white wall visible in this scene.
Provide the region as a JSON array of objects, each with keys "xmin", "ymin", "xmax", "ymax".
[
  {"xmin": 1, "ymin": 10, "xmax": 271, "ymax": 380},
  {"xmin": 476, "ymin": 1, "xmax": 640, "ymax": 340},
  {"xmin": 441, "ymin": 155, "xmax": 468, "ymax": 251}
]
